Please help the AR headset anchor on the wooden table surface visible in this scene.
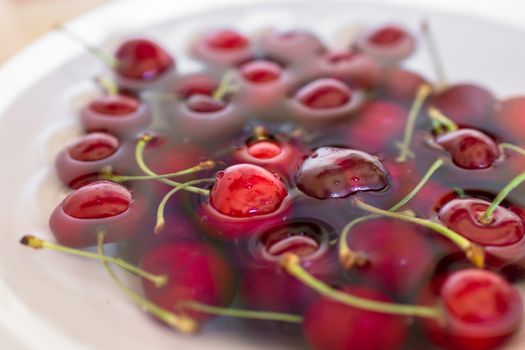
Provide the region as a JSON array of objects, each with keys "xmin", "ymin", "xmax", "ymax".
[{"xmin": 0, "ymin": 0, "xmax": 109, "ymax": 63}]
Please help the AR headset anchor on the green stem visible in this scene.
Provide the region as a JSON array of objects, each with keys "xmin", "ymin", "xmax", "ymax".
[
  {"xmin": 135, "ymin": 135, "xmax": 210, "ymax": 196},
  {"xmin": 481, "ymin": 170, "xmax": 525, "ymax": 224},
  {"xmin": 94, "ymin": 76, "xmax": 119, "ymax": 96},
  {"xmin": 499, "ymin": 143, "xmax": 525, "ymax": 157},
  {"xmin": 155, "ymin": 179, "xmax": 215, "ymax": 234},
  {"xmin": 428, "ymin": 107, "xmax": 458, "ymax": 133},
  {"xmin": 20, "ymin": 234, "xmax": 167, "ymax": 287},
  {"xmin": 281, "ymin": 254, "xmax": 442, "ymax": 320},
  {"xmin": 421, "ymin": 20, "xmax": 447, "ymax": 90},
  {"xmin": 354, "ymin": 199, "xmax": 485, "ymax": 268},
  {"xmin": 212, "ymin": 70, "xmax": 237, "ymax": 101},
  {"xmin": 96, "ymin": 231, "xmax": 198, "ymax": 333},
  {"xmin": 396, "ymin": 84, "xmax": 432, "ymax": 162},
  {"xmin": 177, "ymin": 301, "xmax": 303, "ymax": 323},
  {"xmin": 105, "ymin": 160, "xmax": 215, "ymax": 183}
]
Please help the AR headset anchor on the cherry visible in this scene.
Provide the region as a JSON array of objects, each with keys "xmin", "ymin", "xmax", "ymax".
[
  {"xmin": 209, "ymin": 164, "xmax": 287, "ymax": 218},
  {"xmin": 494, "ymin": 96, "xmax": 525, "ymax": 141},
  {"xmin": 346, "ymin": 100, "xmax": 407, "ymax": 153},
  {"xmin": 186, "ymin": 94, "xmax": 226, "ymax": 113},
  {"xmin": 436, "ymin": 128, "xmax": 500, "ymax": 170},
  {"xmin": 319, "ymin": 49, "xmax": 380, "ymax": 89},
  {"xmin": 343, "ymin": 219, "xmax": 435, "ymax": 297},
  {"xmin": 173, "ymin": 73, "xmax": 218, "ymax": 99},
  {"xmin": 431, "ymin": 84, "xmax": 495, "ymax": 126},
  {"xmin": 193, "ymin": 29, "xmax": 251, "ymax": 66},
  {"xmin": 422, "ymin": 269, "xmax": 523, "ymax": 350},
  {"xmin": 258, "ymin": 30, "xmax": 325, "ymax": 63},
  {"xmin": 357, "ymin": 24, "xmax": 415, "ymax": 65},
  {"xmin": 240, "ymin": 221, "xmax": 337, "ymax": 313},
  {"xmin": 247, "ymin": 140, "xmax": 282, "ymax": 159},
  {"xmin": 438, "ymin": 198, "xmax": 525, "ymax": 265},
  {"xmin": 303, "ymin": 286, "xmax": 407, "ymax": 350},
  {"xmin": 140, "ymin": 242, "xmax": 236, "ymax": 322},
  {"xmin": 381, "ymin": 68, "xmax": 428, "ymax": 102},
  {"xmin": 204, "ymin": 29, "xmax": 249, "ymax": 50},
  {"xmin": 67, "ymin": 132, "xmax": 119, "ymax": 161},
  {"xmin": 114, "ymin": 38, "xmax": 174, "ymax": 81},
  {"xmin": 239, "ymin": 60, "xmax": 282, "ymax": 83},
  {"xmin": 49, "ymin": 181, "xmax": 148, "ymax": 247},
  {"xmin": 295, "ymin": 78, "xmax": 351, "ymax": 109},
  {"xmin": 80, "ymin": 95, "xmax": 150, "ymax": 137},
  {"xmin": 296, "ymin": 147, "xmax": 389, "ymax": 199}
]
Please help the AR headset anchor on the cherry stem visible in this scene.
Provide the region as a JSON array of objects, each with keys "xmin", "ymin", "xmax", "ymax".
[
  {"xmin": 396, "ymin": 84, "xmax": 432, "ymax": 162},
  {"xmin": 155, "ymin": 178, "xmax": 215, "ymax": 234},
  {"xmin": 499, "ymin": 143, "xmax": 525, "ymax": 157},
  {"xmin": 20, "ymin": 233, "xmax": 168, "ymax": 288},
  {"xmin": 421, "ymin": 20, "xmax": 447, "ymax": 90},
  {"xmin": 428, "ymin": 107, "xmax": 458, "ymax": 133},
  {"xmin": 177, "ymin": 301, "xmax": 303, "ymax": 323},
  {"xmin": 96, "ymin": 231, "xmax": 199, "ymax": 333},
  {"xmin": 353, "ymin": 199, "xmax": 485, "ymax": 268},
  {"xmin": 339, "ymin": 158, "xmax": 444, "ymax": 267},
  {"xmin": 481, "ymin": 169, "xmax": 525, "ymax": 224},
  {"xmin": 54, "ymin": 25, "xmax": 120, "ymax": 68},
  {"xmin": 135, "ymin": 134, "xmax": 210, "ymax": 196},
  {"xmin": 212, "ymin": 70, "xmax": 238, "ymax": 101},
  {"xmin": 281, "ymin": 253, "xmax": 442, "ymax": 320},
  {"xmin": 105, "ymin": 160, "xmax": 215, "ymax": 183},
  {"xmin": 94, "ymin": 76, "xmax": 119, "ymax": 96}
]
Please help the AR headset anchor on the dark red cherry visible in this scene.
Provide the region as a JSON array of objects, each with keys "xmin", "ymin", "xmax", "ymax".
[
  {"xmin": 304, "ymin": 286, "xmax": 407, "ymax": 350},
  {"xmin": 423, "ymin": 269, "xmax": 523, "ymax": 350},
  {"xmin": 439, "ymin": 198, "xmax": 523, "ymax": 247},
  {"xmin": 296, "ymin": 147, "xmax": 389, "ymax": 199},
  {"xmin": 62, "ymin": 180, "xmax": 131, "ymax": 219},
  {"xmin": 67, "ymin": 132, "xmax": 119, "ymax": 161},
  {"xmin": 174, "ymin": 74, "xmax": 218, "ymax": 99},
  {"xmin": 204, "ymin": 29, "xmax": 249, "ymax": 50},
  {"xmin": 258, "ymin": 30, "xmax": 325, "ymax": 63},
  {"xmin": 382, "ymin": 68, "xmax": 428, "ymax": 102},
  {"xmin": 357, "ymin": 24, "xmax": 415, "ymax": 64},
  {"xmin": 186, "ymin": 94, "xmax": 226, "ymax": 113},
  {"xmin": 494, "ymin": 97, "xmax": 525, "ymax": 141},
  {"xmin": 140, "ymin": 242, "xmax": 235, "ymax": 322},
  {"xmin": 344, "ymin": 219, "xmax": 435, "ymax": 297},
  {"xmin": 89, "ymin": 95, "xmax": 140, "ymax": 116},
  {"xmin": 115, "ymin": 38, "xmax": 173, "ymax": 81},
  {"xmin": 346, "ymin": 100, "xmax": 407, "ymax": 153},
  {"xmin": 431, "ymin": 84, "xmax": 495, "ymax": 125},
  {"xmin": 436, "ymin": 129, "xmax": 500, "ymax": 170},
  {"xmin": 295, "ymin": 78, "xmax": 351, "ymax": 109},
  {"xmin": 321, "ymin": 49, "xmax": 380, "ymax": 89},
  {"xmin": 210, "ymin": 164, "xmax": 287, "ymax": 218},
  {"xmin": 239, "ymin": 60, "xmax": 282, "ymax": 83}
]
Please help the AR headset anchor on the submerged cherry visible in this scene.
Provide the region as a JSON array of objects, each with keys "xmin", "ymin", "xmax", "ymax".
[
  {"xmin": 494, "ymin": 96, "xmax": 525, "ymax": 141},
  {"xmin": 115, "ymin": 38, "xmax": 174, "ymax": 81},
  {"xmin": 89, "ymin": 95, "xmax": 140, "ymax": 116},
  {"xmin": 204, "ymin": 29, "xmax": 249, "ymax": 50},
  {"xmin": 423, "ymin": 269, "xmax": 523, "ymax": 350},
  {"xmin": 295, "ymin": 78, "xmax": 351, "ymax": 109},
  {"xmin": 239, "ymin": 60, "xmax": 282, "ymax": 84},
  {"xmin": 381, "ymin": 68, "xmax": 428, "ymax": 102},
  {"xmin": 210, "ymin": 164, "xmax": 288, "ymax": 218},
  {"xmin": 357, "ymin": 24, "xmax": 415, "ymax": 65},
  {"xmin": 186, "ymin": 94, "xmax": 226, "ymax": 113},
  {"xmin": 436, "ymin": 128, "xmax": 500, "ymax": 170},
  {"xmin": 296, "ymin": 147, "xmax": 389, "ymax": 199},
  {"xmin": 67, "ymin": 132, "xmax": 119, "ymax": 162},
  {"xmin": 303, "ymin": 286, "xmax": 408, "ymax": 350}
]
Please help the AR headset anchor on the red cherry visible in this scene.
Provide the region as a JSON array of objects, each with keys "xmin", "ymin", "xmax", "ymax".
[
  {"xmin": 423, "ymin": 269, "xmax": 523, "ymax": 350},
  {"xmin": 258, "ymin": 30, "xmax": 325, "ymax": 63},
  {"xmin": 369, "ymin": 26, "xmax": 406, "ymax": 44},
  {"xmin": 89, "ymin": 95, "xmax": 140, "ymax": 116},
  {"xmin": 186, "ymin": 94, "xmax": 226, "ymax": 113},
  {"xmin": 174, "ymin": 74, "xmax": 218, "ymax": 99},
  {"xmin": 381, "ymin": 68, "xmax": 428, "ymax": 102},
  {"xmin": 115, "ymin": 39, "xmax": 174, "ymax": 81},
  {"xmin": 494, "ymin": 97, "xmax": 525, "ymax": 141},
  {"xmin": 321, "ymin": 49, "xmax": 381, "ymax": 89},
  {"xmin": 304, "ymin": 286, "xmax": 407, "ymax": 350},
  {"xmin": 67, "ymin": 132, "xmax": 119, "ymax": 162},
  {"xmin": 431, "ymin": 84, "xmax": 495, "ymax": 126},
  {"xmin": 295, "ymin": 78, "xmax": 351, "ymax": 109},
  {"xmin": 357, "ymin": 24, "xmax": 415, "ymax": 64},
  {"xmin": 210, "ymin": 164, "xmax": 287, "ymax": 218},
  {"xmin": 140, "ymin": 242, "xmax": 235, "ymax": 322},
  {"xmin": 296, "ymin": 147, "xmax": 389, "ymax": 199},
  {"xmin": 436, "ymin": 129, "xmax": 500, "ymax": 170},
  {"xmin": 239, "ymin": 60, "xmax": 282, "ymax": 83},
  {"xmin": 246, "ymin": 140, "xmax": 282, "ymax": 159},
  {"xmin": 204, "ymin": 29, "xmax": 249, "ymax": 50},
  {"xmin": 62, "ymin": 181, "xmax": 131, "ymax": 219}
]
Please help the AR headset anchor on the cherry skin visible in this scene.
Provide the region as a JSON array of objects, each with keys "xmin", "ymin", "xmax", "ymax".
[
  {"xmin": 303, "ymin": 286, "xmax": 407, "ymax": 350},
  {"xmin": 204, "ymin": 29, "xmax": 249, "ymax": 50},
  {"xmin": 258, "ymin": 30, "xmax": 325, "ymax": 63},
  {"xmin": 114, "ymin": 38, "xmax": 174, "ymax": 81},
  {"xmin": 381, "ymin": 68, "xmax": 428, "ymax": 102},
  {"xmin": 89, "ymin": 95, "xmax": 140, "ymax": 116},
  {"xmin": 193, "ymin": 29, "xmax": 251, "ymax": 66},
  {"xmin": 296, "ymin": 147, "xmax": 389, "ymax": 199},
  {"xmin": 173, "ymin": 74, "xmax": 218, "ymax": 99},
  {"xmin": 185, "ymin": 94, "xmax": 226, "ymax": 113},
  {"xmin": 239, "ymin": 60, "xmax": 282, "ymax": 84},
  {"xmin": 246, "ymin": 140, "xmax": 282, "ymax": 159},
  {"xmin": 357, "ymin": 24, "xmax": 415, "ymax": 65},
  {"xmin": 431, "ymin": 84, "xmax": 495, "ymax": 126},
  {"xmin": 140, "ymin": 242, "xmax": 235, "ymax": 322},
  {"xmin": 343, "ymin": 219, "xmax": 435, "ymax": 297},
  {"xmin": 67, "ymin": 132, "xmax": 119, "ymax": 161},
  {"xmin": 295, "ymin": 78, "xmax": 351, "ymax": 109},
  {"xmin": 422, "ymin": 269, "xmax": 523, "ymax": 350},
  {"xmin": 320, "ymin": 49, "xmax": 381, "ymax": 89},
  {"xmin": 436, "ymin": 128, "xmax": 500, "ymax": 170},
  {"xmin": 210, "ymin": 164, "xmax": 288, "ymax": 218},
  {"xmin": 494, "ymin": 96, "xmax": 525, "ymax": 141}
]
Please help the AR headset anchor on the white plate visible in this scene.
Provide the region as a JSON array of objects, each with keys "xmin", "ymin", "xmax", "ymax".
[{"xmin": 1, "ymin": 0, "xmax": 525, "ymax": 349}]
